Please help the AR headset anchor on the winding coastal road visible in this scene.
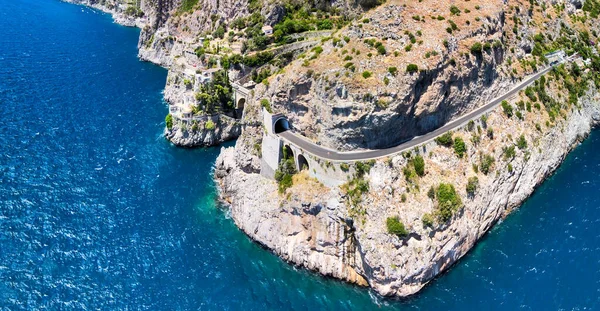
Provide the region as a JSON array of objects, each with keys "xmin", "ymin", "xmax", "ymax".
[{"xmin": 278, "ymin": 56, "xmax": 574, "ymax": 162}]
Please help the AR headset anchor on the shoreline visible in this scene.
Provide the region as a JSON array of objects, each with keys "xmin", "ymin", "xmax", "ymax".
[
  {"xmin": 214, "ymin": 83, "xmax": 600, "ymax": 297},
  {"xmin": 63, "ymin": 0, "xmax": 600, "ymax": 298}
]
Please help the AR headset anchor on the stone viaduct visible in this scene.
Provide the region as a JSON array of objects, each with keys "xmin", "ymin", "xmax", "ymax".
[{"xmin": 259, "ymin": 108, "xmax": 348, "ymax": 187}]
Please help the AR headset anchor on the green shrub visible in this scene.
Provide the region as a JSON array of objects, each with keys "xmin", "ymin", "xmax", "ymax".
[
  {"xmin": 516, "ymin": 111, "xmax": 523, "ymax": 120},
  {"xmin": 377, "ymin": 45, "xmax": 387, "ymax": 55},
  {"xmin": 274, "ymin": 157, "xmax": 297, "ymax": 194},
  {"xmin": 436, "ymin": 183, "xmax": 463, "ymax": 222},
  {"xmin": 401, "ymin": 193, "xmax": 407, "ymax": 202},
  {"xmin": 501, "ymin": 100, "xmax": 513, "ymax": 117},
  {"xmin": 205, "ymin": 119, "xmax": 216, "ymax": 130},
  {"xmin": 466, "ymin": 176, "xmax": 479, "ymax": 195},
  {"xmin": 340, "ymin": 163, "xmax": 350, "ymax": 172},
  {"xmin": 427, "ymin": 186, "xmax": 435, "ymax": 199},
  {"xmin": 517, "ymin": 135, "xmax": 528, "ymax": 150},
  {"xmin": 277, "ymin": 174, "xmax": 293, "ymax": 193},
  {"xmin": 435, "ymin": 132, "xmax": 454, "ymax": 147},
  {"xmin": 453, "ymin": 137, "xmax": 467, "ymax": 158},
  {"xmin": 467, "ymin": 120, "xmax": 475, "ymax": 131},
  {"xmin": 179, "ymin": 0, "xmax": 199, "ymax": 13},
  {"xmin": 388, "ymin": 66, "xmax": 398, "ymax": 76},
  {"xmin": 260, "ymin": 99, "xmax": 272, "ymax": 113},
  {"xmin": 450, "ymin": 5, "xmax": 462, "ymax": 15},
  {"xmin": 470, "ymin": 42, "xmax": 483, "ymax": 54},
  {"xmin": 362, "ymin": 71, "xmax": 373, "ymax": 79},
  {"xmin": 165, "ymin": 114, "xmax": 173, "ymax": 129},
  {"xmin": 213, "ymin": 25, "xmax": 225, "ymax": 39},
  {"xmin": 413, "ymin": 155, "xmax": 425, "ymax": 176},
  {"xmin": 480, "ymin": 154, "xmax": 495, "ymax": 175},
  {"xmin": 125, "ymin": 6, "xmax": 144, "ymax": 17},
  {"xmin": 406, "ymin": 63, "xmax": 419, "ymax": 73},
  {"xmin": 503, "ymin": 145, "xmax": 516, "ymax": 161},
  {"xmin": 386, "ymin": 216, "xmax": 408, "ymax": 237},
  {"xmin": 422, "ymin": 213, "xmax": 434, "ymax": 228}
]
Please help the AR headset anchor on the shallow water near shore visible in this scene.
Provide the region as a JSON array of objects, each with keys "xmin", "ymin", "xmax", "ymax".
[{"xmin": 1, "ymin": 0, "xmax": 600, "ymax": 309}]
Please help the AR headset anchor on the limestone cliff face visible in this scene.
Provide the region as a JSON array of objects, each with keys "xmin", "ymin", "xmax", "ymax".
[
  {"xmin": 214, "ymin": 0, "xmax": 600, "ymax": 297},
  {"xmin": 164, "ymin": 114, "xmax": 242, "ymax": 147},
  {"xmin": 256, "ymin": 1, "xmax": 510, "ymax": 150},
  {"xmin": 68, "ymin": 0, "xmax": 248, "ymax": 147},
  {"xmin": 71, "ymin": 0, "xmax": 600, "ymax": 298},
  {"xmin": 216, "ymin": 83, "xmax": 600, "ymax": 296}
]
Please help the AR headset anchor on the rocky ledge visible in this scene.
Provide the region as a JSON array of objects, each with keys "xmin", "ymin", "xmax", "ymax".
[{"xmin": 164, "ymin": 114, "xmax": 241, "ymax": 148}]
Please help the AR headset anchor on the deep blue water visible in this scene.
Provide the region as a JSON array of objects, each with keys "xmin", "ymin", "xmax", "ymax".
[{"xmin": 1, "ymin": 0, "xmax": 600, "ymax": 309}]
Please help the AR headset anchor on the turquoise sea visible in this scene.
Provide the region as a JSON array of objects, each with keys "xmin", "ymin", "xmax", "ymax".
[{"xmin": 1, "ymin": 0, "xmax": 599, "ymax": 309}]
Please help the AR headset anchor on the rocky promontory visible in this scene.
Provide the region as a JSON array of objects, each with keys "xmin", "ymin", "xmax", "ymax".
[
  {"xmin": 70, "ymin": 0, "xmax": 600, "ymax": 298},
  {"xmin": 214, "ymin": 0, "xmax": 600, "ymax": 298}
]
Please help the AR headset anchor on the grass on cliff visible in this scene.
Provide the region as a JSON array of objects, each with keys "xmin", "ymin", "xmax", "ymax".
[
  {"xmin": 178, "ymin": 0, "xmax": 199, "ymax": 14},
  {"xmin": 341, "ymin": 160, "xmax": 375, "ymax": 216}
]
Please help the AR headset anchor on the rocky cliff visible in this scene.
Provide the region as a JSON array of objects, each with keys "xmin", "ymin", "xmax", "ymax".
[
  {"xmin": 70, "ymin": 0, "xmax": 600, "ymax": 298},
  {"xmin": 214, "ymin": 0, "xmax": 600, "ymax": 298}
]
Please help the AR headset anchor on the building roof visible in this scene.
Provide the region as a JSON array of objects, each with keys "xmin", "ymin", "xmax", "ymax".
[{"xmin": 181, "ymin": 105, "xmax": 193, "ymax": 114}]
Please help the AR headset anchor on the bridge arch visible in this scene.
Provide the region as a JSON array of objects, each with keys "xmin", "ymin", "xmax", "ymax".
[
  {"xmin": 297, "ymin": 154, "xmax": 309, "ymax": 171},
  {"xmin": 282, "ymin": 144, "xmax": 294, "ymax": 160},
  {"xmin": 273, "ymin": 117, "xmax": 290, "ymax": 134},
  {"xmin": 236, "ymin": 97, "xmax": 246, "ymax": 110}
]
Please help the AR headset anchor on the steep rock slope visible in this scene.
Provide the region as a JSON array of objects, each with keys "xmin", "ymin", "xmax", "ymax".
[{"xmin": 215, "ymin": 0, "xmax": 600, "ymax": 297}]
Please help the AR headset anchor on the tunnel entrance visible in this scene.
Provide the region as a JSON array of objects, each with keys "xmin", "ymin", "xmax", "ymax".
[
  {"xmin": 297, "ymin": 154, "xmax": 309, "ymax": 171},
  {"xmin": 274, "ymin": 117, "xmax": 290, "ymax": 134},
  {"xmin": 236, "ymin": 98, "xmax": 246, "ymax": 110}
]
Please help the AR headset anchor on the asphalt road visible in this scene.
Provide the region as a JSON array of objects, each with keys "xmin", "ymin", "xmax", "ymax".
[{"xmin": 279, "ymin": 59, "xmax": 569, "ymax": 162}]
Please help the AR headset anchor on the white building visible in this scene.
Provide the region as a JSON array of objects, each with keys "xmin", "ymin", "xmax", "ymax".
[
  {"xmin": 262, "ymin": 25, "xmax": 273, "ymax": 36},
  {"xmin": 545, "ymin": 50, "xmax": 566, "ymax": 64}
]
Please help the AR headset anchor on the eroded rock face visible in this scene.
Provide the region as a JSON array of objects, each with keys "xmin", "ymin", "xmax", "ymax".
[
  {"xmin": 215, "ymin": 146, "xmax": 369, "ymax": 286},
  {"xmin": 213, "ymin": 0, "xmax": 600, "ymax": 296},
  {"xmin": 216, "ymin": 81, "xmax": 600, "ymax": 296},
  {"xmin": 71, "ymin": 0, "xmax": 600, "ymax": 298},
  {"xmin": 251, "ymin": 2, "xmax": 509, "ymax": 151},
  {"xmin": 164, "ymin": 115, "xmax": 241, "ymax": 147}
]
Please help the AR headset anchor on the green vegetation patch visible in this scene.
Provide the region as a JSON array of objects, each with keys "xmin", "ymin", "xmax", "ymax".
[
  {"xmin": 165, "ymin": 114, "xmax": 173, "ymax": 130},
  {"xmin": 453, "ymin": 137, "xmax": 467, "ymax": 158},
  {"xmin": 406, "ymin": 64, "xmax": 419, "ymax": 73},
  {"xmin": 386, "ymin": 216, "xmax": 408, "ymax": 238},
  {"xmin": 260, "ymin": 99, "xmax": 272, "ymax": 113},
  {"xmin": 342, "ymin": 160, "xmax": 375, "ymax": 210},
  {"xmin": 274, "ymin": 147, "xmax": 297, "ymax": 194},
  {"xmin": 435, "ymin": 132, "xmax": 454, "ymax": 147},
  {"xmin": 479, "ymin": 154, "xmax": 495, "ymax": 175},
  {"xmin": 435, "ymin": 183, "xmax": 463, "ymax": 222},
  {"xmin": 205, "ymin": 119, "xmax": 216, "ymax": 130},
  {"xmin": 179, "ymin": 0, "xmax": 199, "ymax": 13},
  {"xmin": 193, "ymin": 70, "xmax": 233, "ymax": 114},
  {"xmin": 466, "ymin": 176, "xmax": 479, "ymax": 195}
]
